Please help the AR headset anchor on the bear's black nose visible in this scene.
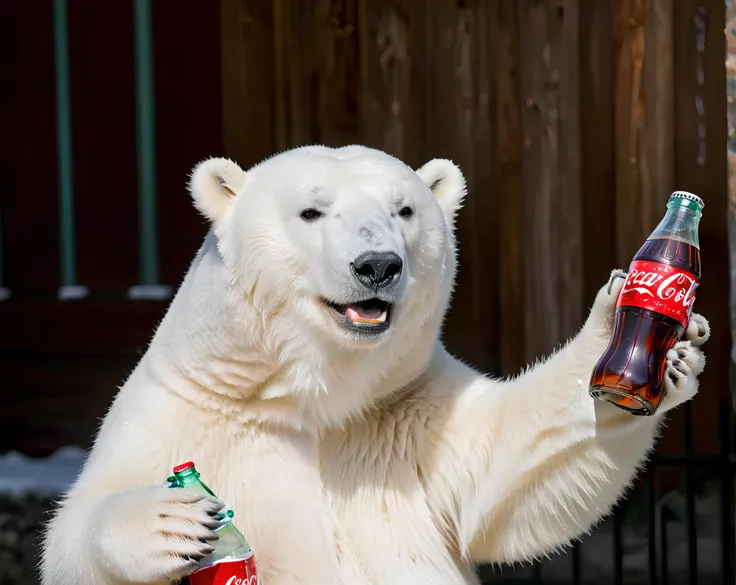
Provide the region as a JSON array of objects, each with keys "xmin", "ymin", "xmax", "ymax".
[{"xmin": 351, "ymin": 251, "xmax": 403, "ymax": 290}]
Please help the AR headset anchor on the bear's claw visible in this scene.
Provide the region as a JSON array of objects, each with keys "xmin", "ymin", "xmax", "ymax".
[{"xmin": 606, "ymin": 269, "xmax": 627, "ymax": 295}]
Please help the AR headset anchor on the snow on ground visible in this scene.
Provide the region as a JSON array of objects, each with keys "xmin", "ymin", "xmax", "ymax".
[{"xmin": 0, "ymin": 446, "xmax": 86, "ymax": 496}]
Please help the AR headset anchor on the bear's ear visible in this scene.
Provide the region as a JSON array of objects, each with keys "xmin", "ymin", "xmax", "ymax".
[
  {"xmin": 415, "ymin": 158, "xmax": 466, "ymax": 227},
  {"xmin": 188, "ymin": 157, "xmax": 247, "ymax": 225}
]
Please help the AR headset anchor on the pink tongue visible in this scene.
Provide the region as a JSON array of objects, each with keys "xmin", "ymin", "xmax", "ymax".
[{"xmin": 346, "ymin": 304, "xmax": 382, "ymax": 322}]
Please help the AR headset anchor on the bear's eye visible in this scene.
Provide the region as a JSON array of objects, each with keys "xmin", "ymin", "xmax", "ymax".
[
  {"xmin": 398, "ymin": 206, "xmax": 414, "ymax": 219},
  {"xmin": 300, "ymin": 208, "xmax": 323, "ymax": 222}
]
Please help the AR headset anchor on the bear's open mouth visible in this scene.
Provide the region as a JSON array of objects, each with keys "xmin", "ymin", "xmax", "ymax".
[{"xmin": 320, "ymin": 297, "xmax": 392, "ymax": 334}]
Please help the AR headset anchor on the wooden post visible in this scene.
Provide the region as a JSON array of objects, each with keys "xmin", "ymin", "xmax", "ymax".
[
  {"xmin": 422, "ymin": 0, "xmax": 499, "ymax": 373},
  {"xmin": 220, "ymin": 0, "xmax": 278, "ymax": 166},
  {"xmin": 496, "ymin": 0, "xmax": 526, "ymax": 375},
  {"xmin": 517, "ymin": 0, "xmax": 583, "ymax": 360}
]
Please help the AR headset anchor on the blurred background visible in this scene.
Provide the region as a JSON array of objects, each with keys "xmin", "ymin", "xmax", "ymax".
[{"xmin": 1, "ymin": 0, "xmax": 735, "ymax": 583}]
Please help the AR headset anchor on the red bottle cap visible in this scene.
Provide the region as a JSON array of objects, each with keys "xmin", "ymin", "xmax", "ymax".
[{"xmin": 173, "ymin": 461, "xmax": 195, "ymax": 473}]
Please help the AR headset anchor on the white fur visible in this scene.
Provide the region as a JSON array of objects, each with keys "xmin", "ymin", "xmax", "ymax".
[
  {"xmin": 40, "ymin": 146, "xmax": 709, "ymax": 585},
  {"xmin": 189, "ymin": 157, "xmax": 247, "ymax": 225}
]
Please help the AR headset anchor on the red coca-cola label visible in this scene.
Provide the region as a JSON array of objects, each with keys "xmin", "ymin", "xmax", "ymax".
[
  {"xmin": 188, "ymin": 554, "xmax": 260, "ymax": 585},
  {"xmin": 616, "ymin": 260, "xmax": 699, "ymax": 328}
]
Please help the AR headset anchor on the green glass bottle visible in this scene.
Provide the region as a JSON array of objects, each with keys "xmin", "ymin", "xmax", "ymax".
[{"xmin": 165, "ymin": 462, "xmax": 253, "ymax": 566}]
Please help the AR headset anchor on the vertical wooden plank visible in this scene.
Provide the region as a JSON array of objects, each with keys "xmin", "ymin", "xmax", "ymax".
[
  {"xmin": 496, "ymin": 0, "xmax": 526, "ymax": 375},
  {"xmin": 518, "ymin": 0, "xmax": 583, "ymax": 360},
  {"xmin": 612, "ymin": 0, "xmax": 676, "ymax": 265},
  {"xmin": 674, "ymin": 0, "xmax": 729, "ymax": 458},
  {"xmin": 612, "ymin": 0, "xmax": 646, "ymax": 265},
  {"xmin": 554, "ymin": 0, "xmax": 583, "ymax": 347},
  {"xmin": 357, "ymin": 0, "xmax": 425, "ymax": 167},
  {"xmin": 1, "ymin": 0, "xmax": 60, "ymax": 296},
  {"xmin": 728, "ymin": 0, "xmax": 736, "ymax": 429},
  {"xmin": 273, "ymin": 0, "xmax": 305, "ymax": 148},
  {"xmin": 277, "ymin": 0, "xmax": 361, "ymax": 148},
  {"xmin": 642, "ymin": 0, "xmax": 675, "ymax": 218},
  {"xmin": 470, "ymin": 1, "xmax": 498, "ymax": 374},
  {"xmin": 579, "ymin": 0, "xmax": 616, "ymax": 306},
  {"xmin": 316, "ymin": 0, "xmax": 361, "ymax": 146},
  {"xmin": 152, "ymin": 0, "xmax": 223, "ymax": 286},
  {"xmin": 220, "ymin": 0, "xmax": 278, "ymax": 167},
  {"xmin": 425, "ymin": 0, "xmax": 498, "ymax": 373},
  {"xmin": 67, "ymin": 0, "xmax": 138, "ymax": 293}
]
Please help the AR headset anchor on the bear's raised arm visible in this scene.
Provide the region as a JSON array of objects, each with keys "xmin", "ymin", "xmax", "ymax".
[{"xmin": 418, "ymin": 273, "xmax": 710, "ymax": 565}]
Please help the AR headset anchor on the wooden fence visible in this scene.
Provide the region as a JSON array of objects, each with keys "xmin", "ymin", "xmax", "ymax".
[
  {"xmin": 221, "ymin": 0, "xmax": 732, "ymax": 467},
  {"xmin": 1, "ymin": 0, "xmax": 731, "ymax": 475}
]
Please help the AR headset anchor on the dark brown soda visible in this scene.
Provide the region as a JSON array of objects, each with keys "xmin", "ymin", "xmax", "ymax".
[{"xmin": 588, "ymin": 237, "xmax": 701, "ymax": 415}]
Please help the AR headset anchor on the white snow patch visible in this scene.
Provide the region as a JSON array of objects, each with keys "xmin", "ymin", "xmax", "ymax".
[{"xmin": 0, "ymin": 446, "xmax": 86, "ymax": 496}]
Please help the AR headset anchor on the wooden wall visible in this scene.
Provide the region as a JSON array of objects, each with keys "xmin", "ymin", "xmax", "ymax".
[
  {"xmin": 0, "ymin": 0, "xmax": 731, "ymax": 467},
  {"xmin": 219, "ymin": 0, "xmax": 731, "ymax": 459}
]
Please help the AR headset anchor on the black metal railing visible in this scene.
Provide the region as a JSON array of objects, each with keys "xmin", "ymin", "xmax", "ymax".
[{"xmin": 479, "ymin": 400, "xmax": 735, "ymax": 584}]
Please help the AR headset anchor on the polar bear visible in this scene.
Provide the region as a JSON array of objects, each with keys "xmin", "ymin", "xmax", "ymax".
[{"xmin": 40, "ymin": 145, "xmax": 710, "ymax": 585}]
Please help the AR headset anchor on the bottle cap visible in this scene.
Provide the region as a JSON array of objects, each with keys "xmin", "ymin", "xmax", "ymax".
[
  {"xmin": 173, "ymin": 461, "xmax": 195, "ymax": 473},
  {"xmin": 669, "ymin": 190, "xmax": 705, "ymax": 210}
]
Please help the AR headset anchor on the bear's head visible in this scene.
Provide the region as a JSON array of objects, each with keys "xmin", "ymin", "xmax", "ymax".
[{"xmin": 187, "ymin": 145, "xmax": 465, "ymax": 423}]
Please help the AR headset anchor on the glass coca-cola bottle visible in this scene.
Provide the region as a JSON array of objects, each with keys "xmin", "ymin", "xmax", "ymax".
[
  {"xmin": 165, "ymin": 461, "xmax": 260, "ymax": 585},
  {"xmin": 588, "ymin": 191, "xmax": 704, "ymax": 415}
]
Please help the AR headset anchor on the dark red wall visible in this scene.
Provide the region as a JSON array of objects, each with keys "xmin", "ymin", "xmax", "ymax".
[{"xmin": 0, "ymin": 0, "xmax": 223, "ymax": 455}]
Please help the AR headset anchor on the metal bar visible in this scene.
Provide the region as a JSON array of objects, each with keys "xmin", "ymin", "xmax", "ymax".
[
  {"xmin": 570, "ymin": 541, "xmax": 581, "ymax": 585},
  {"xmin": 720, "ymin": 400, "xmax": 735, "ymax": 585},
  {"xmin": 684, "ymin": 402, "xmax": 698, "ymax": 585},
  {"xmin": 531, "ymin": 561, "xmax": 542, "ymax": 584},
  {"xmin": 133, "ymin": 0, "xmax": 159, "ymax": 287},
  {"xmin": 0, "ymin": 207, "xmax": 9, "ymax": 300},
  {"xmin": 613, "ymin": 508, "xmax": 624, "ymax": 585},
  {"xmin": 52, "ymin": 0, "xmax": 76, "ymax": 288},
  {"xmin": 0, "ymin": 207, "xmax": 3, "ymax": 288},
  {"xmin": 661, "ymin": 507, "xmax": 669, "ymax": 585},
  {"xmin": 647, "ymin": 468, "xmax": 657, "ymax": 585}
]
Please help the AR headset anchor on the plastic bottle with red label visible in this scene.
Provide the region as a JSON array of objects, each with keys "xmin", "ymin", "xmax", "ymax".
[
  {"xmin": 165, "ymin": 462, "xmax": 260, "ymax": 585},
  {"xmin": 588, "ymin": 191, "xmax": 704, "ymax": 415}
]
